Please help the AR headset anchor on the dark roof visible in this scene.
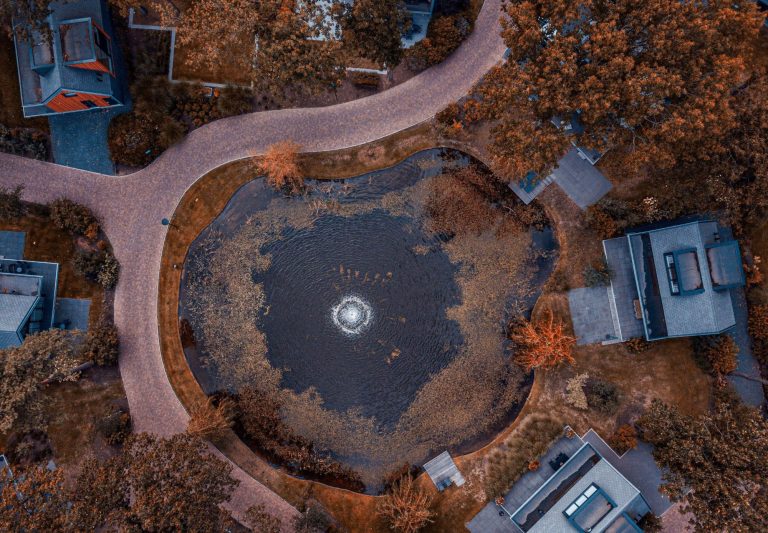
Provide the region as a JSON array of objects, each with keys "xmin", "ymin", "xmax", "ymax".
[{"xmin": 0, "ymin": 231, "xmax": 26, "ymax": 260}]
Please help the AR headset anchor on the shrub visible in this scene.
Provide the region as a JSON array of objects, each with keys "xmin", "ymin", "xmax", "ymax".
[
  {"xmin": 638, "ymin": 512, "xmax": 663, "ymax": 533},
  {"xmin": 235, "ymin": 387, "xmax": 364, "ymax": 491},
  {"xmin": 544, "ymin": 269, "xmax": 570, "ymax": 292},
  {"xmin": 81, "ymin": 320, "xmax": 119, "ymax": 366},
  {"xmin": 608, "ymin": 424, "xmax": 638, "ymax": 455},
  {"xmin": 108, "ymin": 111, "xmax": 157, "ymax": 166},
  {"xmin": 0, "ymin": 185, "xmax": 26, "ymax": 221},
  {"xmin": 585, "ymin": 198, "xmax": 638, "ymax": 239},
  {"xmin": 625, "ymin": 337, "xmax": 651, "ymax": 354},
  {"xmin": 96, "ymin": 253, "xmax": 121, "ymax": 289},
  {"xmin": 5, "ymin": 430, "xmax": 53, "ymax": 466},
  {"xmin": 748, "ymin": 304, "xmax": 768, "ymax": 343},
  {"xmin": 693, "ymin": 334, "xmax": 738, "ymax": 377},
  {"xmin": 406, "ymin": 13, "xmax": 471, "ymax": 72},
  {"xmin": 49, "ymin": 198, "xmax": 100, "ymax": 236},
  {"xmin": 186, "ymin": 397, "xmax": 234, "ymax": 439},
  {"xmin": 73, "ymin": 249, "xmax": 120, "ymax": 289},
  {"xmin": 217, "ymin": 85, "xmax": 254, "ymax": 117},
  {"xmin": 261, "ymin": 141, "xmax": 304, "ymax": 193},
  {"xmin": 97, "ymin": 408, "xmax": 132, "ymax": 446},
  {"xmin": 585, "ymin": 379, "xmax": 620, "ymax": 415},
  {"xmin": 425, "ymin": 166, "xmax": 498, "ymax": 236},
  {"xmin": 0, "ymin": 124, "xmax": 48, "ymax": 160},
  {"xmin": 294, "ymin": 503, "xmax": 333, "ymax": 533},
  {"xmin": 565, "ymin": 373, "xmax": 589, "ymax": 410},
  {"xmin": 583, "ymin": 259, "xmax": 612, "ymax": 287},
  {"xmin": 377, "ymin": 476, "xmax": 434, "ymax": 533}
]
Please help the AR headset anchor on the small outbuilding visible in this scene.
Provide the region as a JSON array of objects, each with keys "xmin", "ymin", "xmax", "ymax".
[{"xmin": 423, "ymin": 451, "xmax": 465, "ymax": 491}]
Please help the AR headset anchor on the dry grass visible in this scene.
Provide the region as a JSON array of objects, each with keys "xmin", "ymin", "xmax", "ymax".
[{"xmin": 41, "ymin": 368, "xmax": 126, "ymax": 469}]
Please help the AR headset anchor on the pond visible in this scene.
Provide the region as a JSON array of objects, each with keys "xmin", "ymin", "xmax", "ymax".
[{"xmin": 179, "ymin": 149, "xmax": 557, "ymax": 491}]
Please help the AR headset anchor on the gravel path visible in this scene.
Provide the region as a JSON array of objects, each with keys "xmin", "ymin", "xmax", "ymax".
[{"xmin": 0, "ymin": 1, "xmax": 505, "ymax": 528}]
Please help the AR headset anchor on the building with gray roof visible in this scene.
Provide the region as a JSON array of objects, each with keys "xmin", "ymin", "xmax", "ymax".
[
  {"xmin": 13, "ymin": 0, "xmax": 125, "ymax": 117},
  {"xmin": 467, "ymin": 428, "xmax": 654, "ymax": 533},
  {"xmin": 569, "ymin": 219, "xmax": 746, "ymax": 345},
  {"xmin": 606, "ymin": 220, "xmax": 744, "ymax": 341},
  {"xmin": 0, "ymin": 259, "xmax": 60, "ymax": 349},
  {"xmin": 423, "ymin": 450, "xmax": 465, "ymax": 491}
]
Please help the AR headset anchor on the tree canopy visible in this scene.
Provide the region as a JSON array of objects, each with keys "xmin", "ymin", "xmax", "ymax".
[
  {"xmin": 511, "ymin": 311, "xmax": 576, "ymax": 371},
  {"xmin": 637, "ymin": 397, "xmax": 768, "ymax": 532},
  {"xmin": 340, "ymin": 0, "xmax": 410, "ymax": 67},
  {"xmin": 0, "ymin": 330, "xmax": 83, "ymax": 433},
  {"xmin": 173, "ymin": 0, "xmax": 344, "ymax": 97},
  {"xmin": 71, "ymin": 433, "xmax": 239, "ymax": 531},
  {"xmin": 478, "ymin": 0, "xmax": 764, "ymax": 177}
]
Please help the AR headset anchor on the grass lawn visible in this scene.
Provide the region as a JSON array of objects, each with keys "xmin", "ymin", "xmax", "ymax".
[{"xmin": 42, "ymin": 367, "xmax": 127, "ymax": 474}]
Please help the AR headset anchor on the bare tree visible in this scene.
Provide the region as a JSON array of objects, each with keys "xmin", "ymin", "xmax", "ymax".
[{"xmin": 377, "ymin": 476, "xmax": 434, "ymax": 533}]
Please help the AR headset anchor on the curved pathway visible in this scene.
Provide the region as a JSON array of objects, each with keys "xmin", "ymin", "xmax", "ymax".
[{"xmin": 0, "ymin": 1, "xmax": 505, "ymax": 527}]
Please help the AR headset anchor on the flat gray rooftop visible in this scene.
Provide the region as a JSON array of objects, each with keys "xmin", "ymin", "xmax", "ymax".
[
  {"xmin": 55, "ymin": 298, "xmax": 91, "ymax": 331},
  {"xmin": 0, "ymin": 272, "xmax": 42, "ymax": 296},
  {"xmin": 423, "ymin": 451, "xmax": 464, "ymax": 490},
  {"xmin": 582, "ymin": 430, "xmax": 671, "ymax": 516},
  {"xmin": 603, "ymin": 237, "xmax": 645, "ymax": 340},
  {"xmin": 0, "ymin": 259, "xmax": 59, "ymax": 330},
  {"xmin": 0, "ymin": 231, "xmax": 25, "ymax": 260},
  {"xmin": 550, "ymin": 148, "xmax": 614, "ymax": 209},
  {"xmin": 568, "ymin": 286, "xmax": 618, "ymax": 345},
  {"xmin": 467, "ymin": 433, "xmax": 585, "ymax": 533},
  {"xmin": 507, "ymin": 148, "xmax": 612, "ymax": 209}
]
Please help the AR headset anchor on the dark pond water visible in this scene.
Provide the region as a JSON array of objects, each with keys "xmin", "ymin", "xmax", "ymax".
[
  {"xmin": 179, "ymin": 149, "xmax": 467, "ymax": 424},
  {"xmin": 258, "ymin": 212, "xmax": 463, "ymax": 427},
  {"xmin": 178, "ymin": 149, "xmax": 559, "ymax": 487}
]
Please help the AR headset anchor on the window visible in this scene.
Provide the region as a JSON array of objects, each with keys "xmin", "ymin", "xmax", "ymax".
[
  {"xmin": 563, "ymin": 483, "xmax": 616, "ymax": 532},
  {"xmin": 82, "ymin": 100, "xmax": 97, "ymax": 108},
  {"xmin": 63, "ymin": 92, "xmax": 78, "ymax": 98},
  {"xmin": 563, "ymin": 484, "xmax": 600, "ymax": 517},
  {"xmin": 664, "ymin": 253, "xmax": 680, "ymax": 295}
]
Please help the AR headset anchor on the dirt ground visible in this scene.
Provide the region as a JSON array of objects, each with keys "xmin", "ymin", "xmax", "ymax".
[{"xmin": 0, "ymin": 32, "xmax": 48, "ymax": 132}]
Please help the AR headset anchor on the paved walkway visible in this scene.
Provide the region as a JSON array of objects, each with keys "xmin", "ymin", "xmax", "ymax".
[{"xmin": 0, "ymin": 0, "xmax": 506, "ymax": 527}]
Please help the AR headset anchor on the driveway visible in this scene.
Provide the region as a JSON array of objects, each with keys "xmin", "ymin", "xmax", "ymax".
[
  {"xmin": 48, "ymin": 107, "xmax": 121, "ymax": 175},
  {"xmin": 0, "ymin": 0, "xmax": 506, "ymax": 528}
]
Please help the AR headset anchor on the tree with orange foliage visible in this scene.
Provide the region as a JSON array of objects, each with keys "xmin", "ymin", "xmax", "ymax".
[
  {"xmin": 377, "ymin": 475, "xmax": 434, "ymax": 533},
  {"xmin": 261, "ymin": 140, "xmax": 304, "ymax": 193},
  {"xmin": 479, "ymin": 0, "xmax": 764, "ymax": 177},
  {"xmin": 512, "ymin": 311, "xmax": 576, "ymax": 371},
  {"xmin": 609, "ymin": 424, "xmax": 638, "ymax": 455}
]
